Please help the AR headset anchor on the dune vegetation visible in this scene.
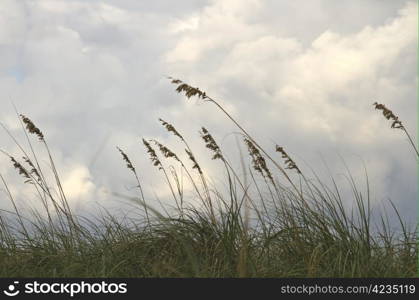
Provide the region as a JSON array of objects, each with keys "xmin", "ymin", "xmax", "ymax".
[{"xmin": 0, "ymin": 78, "xmax": 417, "ymax": 277}]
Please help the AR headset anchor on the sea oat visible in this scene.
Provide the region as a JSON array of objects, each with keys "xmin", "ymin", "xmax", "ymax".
[
  {"xmin": 373, "ymin": 102, "xmax": 418, "ymax": 158},
  {"xmin": 168, "ymin": 77, "xmax": 207, "ymax": 100},
  {"xmin": 185, "ymin": 149, "xmax": 202, "ymax": 174},
  {"xmin": 23, "ymin": 156, "xmax": 42, "ymax": 182},
  {"xmin": 167, "ymin": 77, "xmax": 305, "ymax": 196},
  {"xmin": 10, "ymin": 156, "xmax": 31, "ymax": 182},
  {"xmin": 142, "ymin": 139, "xmax": 163, "ymax": 169},
  {"xmin": 159, "ymin": 119, "xmax": 184, "ymax": 141},
  {"xmin": 200, "ymin": 127, "xmax": 223, "ymax": 160},
  {"xmin": 152, "ymin": 140, "xmax": 180, "ymax": 162},
  {"xmin": 244, "ymin": 138, "xmax": 273, "ymax": 182},
  {"xmin": 373, "ymin": 102, "xmax": 404, "ymax": 129},
  {"xmin": 20, "ymin": 114, "xmax": 44, "ymax": 141},
  {"xmin": 275, "ymin": 146, "xmax": 301, "ymax": 174},
  {"xmin": 117, "ymin": 147, "xmax": 136, "ymax": 174}
]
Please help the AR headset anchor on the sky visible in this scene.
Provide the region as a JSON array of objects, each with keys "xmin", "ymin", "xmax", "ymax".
[{"xmin": 0, "ymin": 0, "xmax": 417, "ymax": 226}]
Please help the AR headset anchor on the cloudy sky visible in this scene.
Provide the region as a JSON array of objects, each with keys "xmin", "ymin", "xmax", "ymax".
[{"xmin": 0, "ymin": 0, "xmax": 417, "ymax": 226}]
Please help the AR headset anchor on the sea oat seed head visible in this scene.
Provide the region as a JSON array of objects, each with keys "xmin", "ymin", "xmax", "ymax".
[
  {"xmin": 275, "ymin": 145, "xmax": 301, "ymax": 174},
  {"xmin": 373, "ymin": 102, "xmax": 404, "ymax": 129},
  {"xmin": 244, "ymin": 138, "xmax": 273, "ymax": 181},
  {"xmin": 10, "ymin": 156, "xmax": 32, "ymax": 183},
  {"xmin": 185, "ymin": 148, "xmax": 202, "ymax": 174},
  {"xmin": 152, "ymin": 140, "xmax": 180, "ymax": 162},
  {"xmin": 117, "ymin": 147, "xmax": 136, "ymax": 173},
  {"xmin": 142, "ymin": 138, "xmax": 163, "ymax": 169},
  {"xmin": 200, "ymin": 127, "xmax": 223, "ymax": 160},
  {"xmin": 168, "ymin": 77, "xmax": 207, "ymax": 100},
  {"xmin": 23, "ymin": 156, "xmax": 42, "ymax": 182},
  {"xmin": 20, "ymin": 114, "xmax": 44, "ymax": 141},
  {"xmin": 159, "ymin": 119, "xmax": 184, "ymax": 141}
]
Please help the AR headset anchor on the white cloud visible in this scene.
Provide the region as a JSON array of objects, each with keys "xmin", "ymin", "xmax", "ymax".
[
  {"xmin": 169, "ymin": 15, "xmax": 200, "ymax": 33},
  {"xmin": 164, "ymin": 0, "xmax": 417, "ymax": 222},
  {"xmin": 62, "ymin": 164, "xmax": 95, "ymax": 203},
  {"xmin": 166, "ymin": 0, "xmax": 266, "ymax": 63},
  {"xmin": 0, "ymin": 0, "xmax": 416, "ymax": 224},
  {"xmin": 166, "ymin": 0, "xmax": 416, "ymax": 141}
]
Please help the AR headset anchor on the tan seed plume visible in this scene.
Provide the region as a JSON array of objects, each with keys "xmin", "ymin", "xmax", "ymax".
[
  {"xmin": 200, "ymin": 127, "xmax": 223, "ymax": 160},
  {"xmin": 20, "ymin": 114, "xmax": 44, "ymax": 141},
  {"xmin": 117, "ymin": 147, "xmax": 136, "ymax": 174},
  {"xmin": 159, "ymin": 118, "xmax": 184, "ymax": 141},
  {"xmin": 275, "ymin": 146, "xmax": 301, "ymax": 174},
  {"xmin": 142, "ymin": 138, "xmax": 163, "ymax": 169},
  {"xmin": 373, "ymin": 102, "xmax": 403, "ymax": 129},
  {"xmin": 244, "ymin": 138, "xmax": 273, "ymax": 182}
]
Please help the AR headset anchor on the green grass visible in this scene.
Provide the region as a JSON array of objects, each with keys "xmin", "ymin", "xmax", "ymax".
[{"xmin": 0, "ymin": 79, "xmax": 417, "ymax": 277}]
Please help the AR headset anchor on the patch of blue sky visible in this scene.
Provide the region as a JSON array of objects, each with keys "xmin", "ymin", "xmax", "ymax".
[{"xmin": 7, "ymin": 66, "xmax": 25, "ymax": 83}]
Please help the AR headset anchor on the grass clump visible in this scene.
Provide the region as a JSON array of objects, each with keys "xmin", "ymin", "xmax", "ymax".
[{"xmin": 0, "ymin": 81, "xmax": 416, "ymax": 277}]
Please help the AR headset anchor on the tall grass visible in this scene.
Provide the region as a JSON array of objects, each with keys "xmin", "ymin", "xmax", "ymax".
[{"xmin": 0, "ymin": 80, "xmax": 417, "ymax": 277}]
